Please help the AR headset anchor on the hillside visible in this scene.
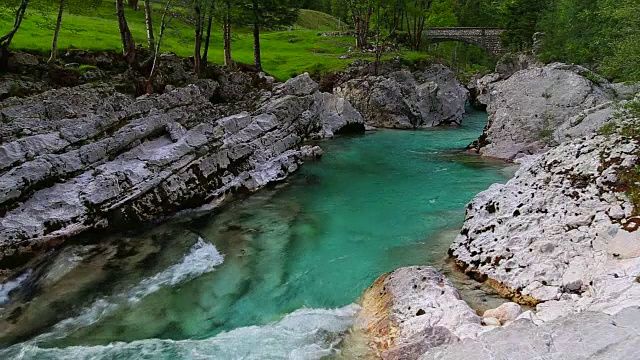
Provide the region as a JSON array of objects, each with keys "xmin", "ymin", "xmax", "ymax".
[
  {"xmin": 295, "ymin": 9, "xmax": 342, "ymax": 31},
  {"xmin": 0, "ymin": 4, "xmax": 414, "ymax": 80}
]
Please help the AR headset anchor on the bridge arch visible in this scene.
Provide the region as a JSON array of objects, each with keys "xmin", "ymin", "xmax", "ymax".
[{"xmin": 426, "ymin": 28, "xmax": 506, "ymax": 57}]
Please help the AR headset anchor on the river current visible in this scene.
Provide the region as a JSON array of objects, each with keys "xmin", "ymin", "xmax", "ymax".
[{"xmin": 0, "ymin": 109, "xmax": 511, "ymax": 359}]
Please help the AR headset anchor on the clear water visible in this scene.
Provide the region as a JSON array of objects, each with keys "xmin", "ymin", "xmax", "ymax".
[{"xmin": 0, "ymin": 110, "xmax": 511, "ymax": 359}]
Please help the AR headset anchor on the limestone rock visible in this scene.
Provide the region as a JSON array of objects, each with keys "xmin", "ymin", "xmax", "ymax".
[
  {"xmin": 275, "ymin": 72, "xmax": 319, "ymax": 96},
  {"xmin": 451, "ymin": 122, "xmax": 640, "ymax": 317},
  {"xmin": 482, "ymin": 302, "xmax": 522, "ymax": 324},
  {"xmin": 299, "ymin": 145, "xmax": 323, "ymax": 159},
  {"xmin": 0, "ymin": 74, "xmax": 363, "ymax": 265},
  {"xmin": 421, "ymin": 307, "xmax": 640, "ymax": 360},
  {"xmin": 335, "ymin": 65, "xmax": 468, "ymax": 129},
  {"xmin": 474, "ymin": 63, "xmax": 614, "ymax": 160},
  {"xmin": 8, "ymin": 53, "xmax": 39, "ymax": 72},
  {"xmin": 494, "ymin": 53, "xmax": 538, "ymax": 80},
  {"xmin": 358, "ymin": 266, "xmax": 484, "ymax": 360}
]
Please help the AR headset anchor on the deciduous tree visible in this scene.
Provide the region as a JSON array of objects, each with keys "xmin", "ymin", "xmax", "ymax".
[{"xmin": 116, "ymin": 0, "xmax": 137, "ymax": 64}]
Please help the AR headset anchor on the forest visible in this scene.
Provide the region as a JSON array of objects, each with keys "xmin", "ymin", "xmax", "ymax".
[{"xmin": 1, "ymin": 0, "xmax": 639, "ymax": 81}]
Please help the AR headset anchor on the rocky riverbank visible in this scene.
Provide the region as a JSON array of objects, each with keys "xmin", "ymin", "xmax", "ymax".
[
  {"xmin": 0, "ymin": 53, "xmax": 364, "ymax": 272},
  {"xmin": 357, "ymin": 61, "xmax": 640, "ymax": 359}
]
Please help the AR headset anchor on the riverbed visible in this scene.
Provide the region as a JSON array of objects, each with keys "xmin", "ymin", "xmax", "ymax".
[{"xmin": 0, "ymin": 109, "xmax": 512, "ymax": 359}]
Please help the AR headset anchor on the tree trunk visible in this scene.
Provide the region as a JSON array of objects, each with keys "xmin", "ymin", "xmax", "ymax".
[
  {"xmin": 128, "ymin": 0, "xmax": 139, "ymax": 10},
  {"xmin": 0, "ymin": 0, "xmax": 30, "ymax": 49},
  {"xmin": 194, "ymin": 4, "xmax": 202, "ymax": 75},
  {"xmin": 252, "ymin": 0, "xmax": 262, "ymax": 71},
  {"xmin": 223, "ymin": 13, "xmax": 233, "ymax": 68},
  {"xmin": 147, "ymin": 0, "xmax": 172, "ymax": 94},
  {"xmin": 374, "ymin": 2, "xmax": 382, "ymax": 75},
  {"xmin": 201, "ymin": 12, "xmax": 213, "ymax": 63},
  {"xmin": 144, "ymin": 0, "xmax": 154, "ymax": 49},
  {"xmin": 116, "ymin": 0, "xmax": 136, "ymax": 64},
  {"xmin": 48, "ymin": 0, "xmax": 65, "ymax": 64}
]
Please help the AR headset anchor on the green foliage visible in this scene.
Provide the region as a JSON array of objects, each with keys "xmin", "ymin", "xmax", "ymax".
[
  {"xmin": 624, "ymin": 100, "xmax": 640, "ymax": 119},
  {"xmin": 602, "ymin": 34, "xmax": 640, "ymax": 83},
  {"xmin": 425, "ymin": 0, "xmax": 457, "ymax": 27},
  {"xmin": 500, "ymin": 0, "xmax": 550, "ymax": 51},
  {"xmin": 538, "ymin": 0, "xmax": 640, "ymax": 82},
  {"xmin": 619, "ymin": 164, "xmax": 640, "ymax": 216},
  {"xmin": 598, "ymin": 121, "xmax": 618, "ymax": 136},
  {"xmin": 236, "ymin": 0, "xmax": 301, "ymax": 30}
]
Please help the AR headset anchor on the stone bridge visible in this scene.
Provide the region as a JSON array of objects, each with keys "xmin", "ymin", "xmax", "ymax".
[{"xmin": 426, "ymin": 28, "xmax": 506, "ymax": 56}]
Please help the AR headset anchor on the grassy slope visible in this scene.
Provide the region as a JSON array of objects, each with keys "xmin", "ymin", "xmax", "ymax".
[
  {"xmin": 0, "ymin": 5, "xmax": 425, "ymax": 80},
  {"xmin": 295, "ymin": 9, "xmax": 342, "ymax": 31}
]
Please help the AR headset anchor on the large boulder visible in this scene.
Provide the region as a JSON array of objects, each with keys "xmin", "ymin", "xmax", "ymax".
[
  {"xmin": 358, "ymin": 266, "xmax": 484, "ymax": 360},
  {"xmin": 0, "ymin": 74, "xmax": 363, "ymax": 267},
  {"xmin": 7, "ymin": 52, "xmax": 40, "ymax": 73},
  {"xmin": 335, "ymin": 65, "xmax": 468, "ymax": 129},
  {"xmin": 471, "ymin": 63, "xmax": 615, "ymax": 160}
]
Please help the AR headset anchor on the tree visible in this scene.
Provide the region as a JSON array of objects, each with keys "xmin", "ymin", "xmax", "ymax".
[
  {"xmin": 116, "ymin": 0, "xmax": 137, "ymax": 64},
  {"xmin": 128, "ymin": 0, "xmax": 139, "ymax": 10},
  {"xmin": 201, "ymin": 1, "xmax": 214, "ymax": 63},
  {"xmin": 238, "ymin": 0, "xmax": 300, "ymax": 71},
  {"xmin": 0, "ymin": 0, "xmax": 30, "ymax": 50},
  {"xmin": 193, "ymin": 0, "xmax": 204, "ymax": 74},
  {"xmin": 144, "ymin": 0, "xmax": 155, "ymax": 49},
  {"xmin": 346, "ymin": 0, "xmax": 374, "ymax": 50},
  {"xmin": 219, "ymin": 0, "xmax": 235, "ymax": 67},
  {"xmin": 405, "ymin": 0, "xmax": 430, "ymax": 51},
  {"xmin": 147, "ymin": 0, "xmax": 173, "ymax": 93},
  {"xmin": 501, "ymin": 0, "xmax": 549, "ymax": 51},
  {"xmin": 0, "ymin": 0, "xmax": 30, "ymax": 71},
  {"xmin": 46, "ymin": 0, "xmax": 103, "ymax": 64},
  {"xmin": 189, "ymin": 0, "xmax": 215, "ymax": 74},
  {"xmin": 48, "ymin": 0, "xmax": 65, "ymax": 64},
  {"xmin": 537, "ymin": 0, "xmax": 640, "ymax": 82}
]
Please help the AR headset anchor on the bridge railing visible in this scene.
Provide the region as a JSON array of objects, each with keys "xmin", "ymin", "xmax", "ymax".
[{"xmin": 426, "ymin": 28, "xmax": 505, "ymax": 37}]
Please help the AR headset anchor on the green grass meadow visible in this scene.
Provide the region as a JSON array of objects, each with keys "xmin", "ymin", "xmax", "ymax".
[{"xmin": 0, "ymin": 5, "xmax": 428, "ymax": 80}]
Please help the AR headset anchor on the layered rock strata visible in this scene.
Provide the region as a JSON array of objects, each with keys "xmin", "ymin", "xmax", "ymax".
[{"xmin": 0, "ymin": 73, "xmax": 363, "ymax": 266}]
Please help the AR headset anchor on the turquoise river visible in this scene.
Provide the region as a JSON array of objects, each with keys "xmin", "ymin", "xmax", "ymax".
[{"xmin": 0, "ymin": 109, "xmax": 512, "ymax": 359}]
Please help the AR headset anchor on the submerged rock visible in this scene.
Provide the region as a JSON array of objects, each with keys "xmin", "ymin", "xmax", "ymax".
[
  {"xmin": 358, "ymin": 266, "xmax": 484, "ymax": 360},
  {"xmin": 0, "ymin": 74, "xmax": 363, "ymax": 267},
  {"xmin": 335, "ymin": 65, "xmax": 468, "ymax": 129}
]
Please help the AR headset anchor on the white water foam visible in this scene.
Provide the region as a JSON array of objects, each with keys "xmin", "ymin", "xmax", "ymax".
[
  {"xmin": 3, "ymin": 304, "xmax": 360, "ymax": 360},
  {"xmin": 38, "ymin": 238, "xmax": 224, "ymax": 341},
  {"xmin": 0, "ymin": 270, "xmax": 31, "ymax": 304},
  {"xmin": 127, "ymin": 238, "xmax": 225, "ymax": 302}
]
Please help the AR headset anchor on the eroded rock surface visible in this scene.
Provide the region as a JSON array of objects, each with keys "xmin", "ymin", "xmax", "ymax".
[
  {"xmin": 422, "ymin": 306, "xmax": 640, "ymax": 360},
  {"xmin": 472, "ymin": 63, "xmax": 615, "ymax": 160},
  {"xmin": 452, "ymin": 114, "xmax": 640, "ymax": 316},
  {"xmin": 358, "ymin": 266, "xmax": 484, "ymax": 360},
  {"xmin": 0, "ymin": 73, "xmax": 363, "ymax": 266},
  {"xmin": 335, "ymin": 65, "xmax": 468, "ymax": 129}
]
